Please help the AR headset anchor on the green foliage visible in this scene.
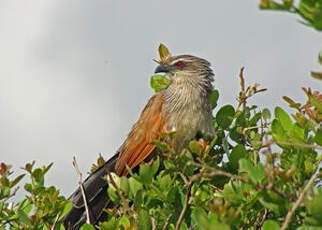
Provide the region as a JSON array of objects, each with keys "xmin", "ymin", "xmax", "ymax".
[
  {"xmin": 95, "ymin": 71, "xmax": 321, "ymax": 230},
  {"xmin": 259, "ymin": 0, "xmax": 322, "ymax": 79},
  {"xmin": 150, "ymin": 75, "xmax": 170, "ymax": 92},
  {"xmin": 1, "ymin": 9, "xmax": 322, "ymax": 230},
  {"xmin": 0, "ymin": 162, "xmax": 71, "ymax": 229},
  {"xmin": 0, "ymin": 75, "xmax": 321, "ymax": 230},
  {"xmin": 259, "ymin": 0, "xmax": 322, "ymax": 31}
]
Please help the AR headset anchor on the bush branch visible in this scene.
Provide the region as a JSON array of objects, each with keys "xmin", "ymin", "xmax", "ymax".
[
  {"xmin": 72, "ymin": 156, "xmax": 92, "ymax": 224},
  {"xmin": 175, "ymin": 180, "xmax": 193, "ymax": 230},
  {"xmin": 104, "ymin": 165, "xmax": 138, "ymax": 230},
  {"xmin": 261, "ymin": 140, "xmax": 322, "ymax": 150},
  {"xmin": 280, "ymin": 170, "xmax": 322, "ymax": 230}
]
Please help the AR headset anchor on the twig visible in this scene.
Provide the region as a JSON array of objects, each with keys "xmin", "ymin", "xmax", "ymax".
[
  {"xmin": 151, "ymin": 216, "xmax": 156, "ymax": 230},
  {"xmin": 210, "ymin": 184, "xmax": 223, "ymax": 192},
  {"xmin": 242, "ymin": 124, "xmax": 268, "ymax": 136},
  {"xmin": 280, "ymin": 171, "xmax": 322, "ymax": 230},
  {"xmin": 239, "ymin": 67, "xmax": 246, "ymax": 110},
  {"xmin": 104, "ymin": 165, "xmax": 131, "ymax": 214},
  {"xmin": 189, "ymin": 162, "xmax": 249, "ymax": 184},
  {"xmin": 162, "ymin": 214, "xmax": 173, "ymax": 230},
  {"xmin": 72, "ymin": 156, "xmax": 92, "ymax": 224},
  {"xmin": 3, "ymin": 186, "xmax": 19, "ymax": 203},
  {"xmin": 50, "ymin": 211, "xmax": 61, "ymax": 230},
  {"xmin": 261, "ymin": 140, "xmax": 322, "ymax": 150},
  {"xmin": 104, "ymin": 165, "xmax": 139, "ymax": 230},
  {"xmin": 175, "ymin": 181, "xmax": 193, "ymax": 230},
  {"xmin": 257, "ymin": 209, "xmax": 268, "ymax": 229}
]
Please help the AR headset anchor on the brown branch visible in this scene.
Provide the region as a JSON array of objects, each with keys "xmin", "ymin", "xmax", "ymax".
[
  {"xmin": 104, "ymin": 165, "xmax": 139, "ymax": 230},
  {"xmin": 239, "ymin": 67, "xmax": 246, "ymax": 110},
  {"xmin": 3, "ymin": 186, "xmax": 19, "ymax": 203},
  {"xmin": 151, "ymin": 216, "xmax": 156, "ymax": 230},
  {"xmin": 242, "ymin": 123, "xmax": 269, "ymax": 136},
  {"xmin": 175, "ymin": 180, "xmax": 193, "ymax": 230},
  {"xmin": 189, "ymin": 162, "xmax": 249, "ymax": 184},
  {"xmin": 261, "ymin": 140, "xmax": 322, "ymax": 150},
  {"xmin": 72, "ymin": 156, "xmax": 92, "ymax": 224},
  {"xmin": 50, "ymin": 211, "xmax": 61, "ymax": 230},
  {"xmin": 104, "ymin": 165, "xmax": 131, "ymax": 214},
  {"xmin": 162, "ymin": 214, "xmax": 173, "ymax": 230},
  {"xmin": 280, "ymin": 171, "xmax": 322, "ymax": 230}
]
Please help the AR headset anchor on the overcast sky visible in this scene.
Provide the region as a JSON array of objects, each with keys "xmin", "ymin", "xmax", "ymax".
[{"xmin": 1, "ymin": 1, "xmax": 321, "ymax": 198}]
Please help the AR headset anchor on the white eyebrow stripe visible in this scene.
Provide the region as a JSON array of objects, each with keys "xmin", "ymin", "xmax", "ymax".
[{"xmin": 169, "ymin": 57, "xmax": 194, "ymax": 65}]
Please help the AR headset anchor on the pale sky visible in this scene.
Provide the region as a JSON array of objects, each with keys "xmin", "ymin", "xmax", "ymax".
[{"xmin": 1, "ymin": 1, "xmax": 321, "ymax": 198}]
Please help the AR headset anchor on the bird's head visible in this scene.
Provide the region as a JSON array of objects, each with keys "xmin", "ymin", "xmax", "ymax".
[{"xmin": 154, "ymin": 55, "xmax": 214, "ymax": 84}]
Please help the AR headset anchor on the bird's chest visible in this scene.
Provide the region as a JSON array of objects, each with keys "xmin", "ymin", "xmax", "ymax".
[{"xmin": 163, "ymin": 89, "xmax": 213, "ymax": 150}]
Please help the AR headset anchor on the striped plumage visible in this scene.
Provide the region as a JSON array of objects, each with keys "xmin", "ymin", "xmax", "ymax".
[{"xmin": 63, "ymin": 54, "xmax": 215, "ymax": 229}]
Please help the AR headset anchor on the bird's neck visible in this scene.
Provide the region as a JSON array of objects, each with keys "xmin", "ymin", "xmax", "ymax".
[{"xmin": 163, "ymin": 73, "xmax": 213, "ymax": 113}]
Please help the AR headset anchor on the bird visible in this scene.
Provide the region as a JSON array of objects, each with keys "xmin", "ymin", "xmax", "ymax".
[{"xmin": 62, "ymin": 49, "xmax": 215, "ymax": 229}]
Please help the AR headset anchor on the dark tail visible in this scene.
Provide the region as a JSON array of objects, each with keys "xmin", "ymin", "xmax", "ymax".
[{"xmin": 62, "ymin": 152, "xmax": 119, "ymax": 230}]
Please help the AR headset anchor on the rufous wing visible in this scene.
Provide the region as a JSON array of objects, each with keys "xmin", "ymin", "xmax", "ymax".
[{"xmin": 115, "ymin": 92, "xmax": 167, "ymax": 176}]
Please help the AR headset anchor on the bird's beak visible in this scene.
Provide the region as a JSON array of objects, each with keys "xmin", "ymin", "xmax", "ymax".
[{"xmin": 155, "ymin": 64, "xmax": 170, "ymax": 73}]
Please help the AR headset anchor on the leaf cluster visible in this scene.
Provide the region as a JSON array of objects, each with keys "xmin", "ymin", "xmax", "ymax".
[
  {"xmin": 89, "ymin": 69, "xmax": 322, "ymax": 230},
  {"xmin": 0, "ymin": 162, "xmax": 71, "ymax": 230}
]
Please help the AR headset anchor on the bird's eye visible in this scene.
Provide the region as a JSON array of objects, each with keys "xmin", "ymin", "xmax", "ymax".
[{"xmin": 176, "ymin": 61, "xmax": 183, "ymax": 68}]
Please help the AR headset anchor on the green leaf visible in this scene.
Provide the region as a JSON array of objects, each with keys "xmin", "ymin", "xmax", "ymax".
[
  {"xmin": 59, "ymin": 200, "xmax": 72, "ymax": 220},
  {"xmin": 216, "ymin": 105, "xmax": 235, "ymax": 129},
  {"xmin": 275, "ymin": 106, "xmax": 293, "ymax": 131},
  {"xmin": 229, "ymin": 144, "xmax": 248, "ymax": 171},
  {"xmin": 189, "ymin": 140, "xmax": 202, "ymax": 155},
  {"xmin": 259, "ymin": 191, "xmax": 289, "ymax": 216},
  {"xmin": 139, "ymin": 164, "xmax": 154, "ymax": 185},
  {"xmin": 297, "ymin": 225, "xmax": 322, "ymax": 230},
  {"xmin": 306, "ymin": 193, "xmax": 322, "ymax": 225},
  {"xmin": 9, "ymin": 174, "xmax": 25, "ymax": 188},
  {"xmin": 138, "ymin": 209, "xmax": 152, "ymax": 230},
  {"xmin": 32, "ymin": 168, "xmax": 44, "ymax": 186},
  {"xmin": 249, "ymin": 112, "xmax": 262, "ymax": 126},
  {"xmin": 271, "ymin": 119, "xmax": 288, "ymax": 142},
  {"xmin": 192, "ymin": 208, "xmax": 230, "ymax": 230},
  {"xmin": 119, "ymin": 216, "xmax": 131, "ymax": 229},
  {"xmin": 43, "ymin": 162, "xmax": 53, "ymax": 175},
  {"xmin": 260, "ymin": 0, "xmax": 292, "ymax": 10},
  {"xmin": 239, "ymin": 159, "xmax": 264, "ymax": 184},
  {"xmin": 151, "ymin": 157, "xmax": 160, "ymax": 176},
  {"xmin": 210, "ymin": 89, "xmax": 219, "ymax": 109},
  {"xmin": 309, "ymin": 95, "xmax": 322, "ymax": 113},
  {"xmin": 150, "ymin": 74, "xmax": 169, "ymax": 92},
  {"xmin": 262, "ymin": 220, "xmax": 280, "ymax": 230},
  {"xmin": 221, "ymin": 181, "xmax": 243, "ymax": 204},
  {"xmin": 283, "ymin": 96, "xmax": 301, "ymax": 109},
  {"xmin": 314, "ymin": 128, "xmax": 322, "ymax": 145},
  {"xmin": 153, "ymin": 140, "xmax": 169, "ymax": 151},
  {"xmin": 128, "ymin": 177, "xmax": 143, "ymax": 199},
  {"xmin": 80, "ymin": 223, "xmax": 95, "ymax": 230},
  {"xmin": 119, "ymin": 177, "xmax": 130, "ymax": 196},
  {"xmin": 0, "ymin": 186, "xmax": 10, "ymax": 198},
  {"xmin": 158, "ymin": 43, "xmax": 171, "ymax": 61},
  {"xmin": 166, "ymin": 186, "xmax": 179, "ymax": 203},
  {"xmin": 18, "ymin": 209, "xmax": 31, "ymax": 226},
  {"xmin": 134, "ymin": 189, "xmax": 143, "ymax": 208},
  {"xmin": 311, "ymin": 72, "xmax": 322, "ymax": 80},
  {"xmin": 98, "ymin": 217, "xmax": 118, "ymax": 229}
]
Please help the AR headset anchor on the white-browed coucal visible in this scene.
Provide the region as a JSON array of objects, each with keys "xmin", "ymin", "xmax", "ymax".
[{"xmin": 63, "ymin": 48, "xmax": 215, "ymax": 229}]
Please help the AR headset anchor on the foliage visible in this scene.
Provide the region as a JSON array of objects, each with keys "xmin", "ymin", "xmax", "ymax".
[
  {"xmin": 1, "ymin": 4, "xmax": 322, "ymax": 230},
  {"xmin": 259, "ymin": 0, "xmax": 322, "ymax": 31},
  {"xmin": 1, "ymin": 74, "xmax": 321, "ymax": 229},
  {"xmin": 0, "ymin": 162, "xmax": 71, "ymax": 229},
  {"xmin": 95, "ymin": 68, "xmax": 321, "ymax": 230},
  {"xmin": 259, "ymin": 0, "xmax": 322, "ymax": 79}
]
